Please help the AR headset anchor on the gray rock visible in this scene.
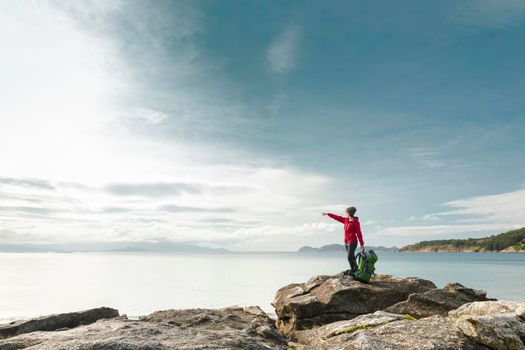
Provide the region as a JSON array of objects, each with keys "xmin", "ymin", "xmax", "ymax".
[
  {"xmin": 272, "ymin": 273, "xmax": 436, "ymax": 338},
  {"xmin": 290, "ymin": 314, "xmax": 490, "ymax": 350},
  {"xmin": 289, "ymin": 300, "xmax": 525, "ymax": 350},
  {"xmin": 322, "ymin": 315, "xmax": 489, "ymax": 350},
  {"xmin": 450, "ymin": 301, "xmax": 525, "ymax": 350},
  {"xmin": 0, "ymin": 306, "xmax": 287, "ymax": 349},
  {"xmin": 385, "ymin": 282, "xmax": 492, "ymax": 318},
  {"xmin": 293, "ymin": 311, "xmax": 406, "ymax": 347},
  {"xmin": 0, "ymin": 307, "xmax": 119, "ymax": 339}
]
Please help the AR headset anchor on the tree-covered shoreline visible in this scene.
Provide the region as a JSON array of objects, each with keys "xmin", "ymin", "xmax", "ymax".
[{"xmin": 401, "ymin": 227, "xmax": 525, "ymax": 252}]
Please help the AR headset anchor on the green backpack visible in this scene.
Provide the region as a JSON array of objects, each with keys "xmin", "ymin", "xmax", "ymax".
[{"xmin": 352, "ymin": 250, "xmax": 378, "ymax": 283}]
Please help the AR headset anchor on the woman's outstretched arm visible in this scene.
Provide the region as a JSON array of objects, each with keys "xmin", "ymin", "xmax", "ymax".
[{"xmin": 322, "ymin": 212, "xmax": 345, "ymax": 223}]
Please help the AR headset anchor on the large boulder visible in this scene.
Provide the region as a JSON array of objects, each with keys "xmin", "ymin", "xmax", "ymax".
[
  {"xmin": 384, "ymin": 282, "xmax": 492, "ymax": 318},
  {"xmin": 450, "ymin": 300, "xmax": 525, "ymax": 350},
  {"xmin": 272, "ymin": 273, "xmax": 436, "ymax": 338},
  {"xmin": 0, "ymin": 307, "xmax": 119, "ymax": 339},
  {"xmin": 0, "ymin": 306, "xmax": 288, "ymax": 349}
]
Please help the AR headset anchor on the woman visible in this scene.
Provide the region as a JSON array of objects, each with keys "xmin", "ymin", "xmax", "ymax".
[{"xmin": 322, "ymin": 207, "xmax": 364, "ymax": 274}]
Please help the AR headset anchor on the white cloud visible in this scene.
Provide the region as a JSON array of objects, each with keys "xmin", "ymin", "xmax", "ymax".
[
  {"xmin": 381, "ymin": 187, "xmax": 525, "ymax": 238},
  {"xmin": 407, "ymin": 147, "xmax": 448, "ymax": 169},
  {"xmin": 441, "ymin": 187, "xmax": 525, "ymax": 223},
  {"xmin": 382, "ymin": 223, "xmax": 522, "ymax": 237},
  {"xmin": 0, "ymin": 3, "xmax": 342, "ymax": 250},
  {"xmin": 57, "ymin": 0, "xmax": 252, "ymax": 137},
  {"xmin": 129, "ymin": 109, "xmax": 169, "ymax": 125},
  {"xmin": 422, "ymin": 213, "xmax": 441, "ymax": 221},
  {"xmin": 267, "ymin": 23, "xmax": 302, "ymax": 74},
  {"xmin": 0, "ymin": 156, "xmax": 336, "ymax": 247}
]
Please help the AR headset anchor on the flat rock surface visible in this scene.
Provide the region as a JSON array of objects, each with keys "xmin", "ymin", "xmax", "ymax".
[
  {"xmin": 0, "ymin": 306, "xmax": 287, "ymax": 350},
  {"xmin": 272, "ymin": 273, "xmax": 436, "ymax": 338}
]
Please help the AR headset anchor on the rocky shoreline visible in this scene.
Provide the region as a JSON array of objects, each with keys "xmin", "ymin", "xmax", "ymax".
[{"xmin": 1, "ymin": 274, "xmax": 524, "ymax": 349}]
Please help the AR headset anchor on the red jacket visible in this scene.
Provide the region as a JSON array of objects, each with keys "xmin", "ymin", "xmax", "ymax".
[{"xmin": 327, "ymin": 213, "xmax": 364, "ymax": 246}]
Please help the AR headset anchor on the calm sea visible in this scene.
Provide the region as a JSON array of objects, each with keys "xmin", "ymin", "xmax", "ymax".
[{"xmin": 1, "ymin": 251, "xmax": 524, "ymax": 323}]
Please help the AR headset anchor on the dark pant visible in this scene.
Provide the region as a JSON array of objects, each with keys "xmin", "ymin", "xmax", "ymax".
[{"xmin": 345, "ymin": 243, "xmax": 357, "ymax": 272}]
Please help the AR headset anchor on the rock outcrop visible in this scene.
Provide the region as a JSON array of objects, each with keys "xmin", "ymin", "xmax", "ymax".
[
  {"xmin": 0, "ymin": 307, "xmax": 119, "ymax": 339},
  {"xmin": 272, "ymin": 273, "xmax": 436, "ymax": 338},
  {"xmin": 384, "ymin": 282, "xmax": 492, "ymax": 318},
  {"xmin": 290, "ymin": 315, "xmax": 480, "ymax": 350},
  {"xmin": 0, "ymin": 306, "xmax": 287, "ymax": 349},
  {"xmin": 1, "ymin": 275, "xmax": 523, "ymax": 349},
  {"xmin": 276, "ymin": 273, "xmax": 525, "ymax": 350},
  {"xmin": 450, "ymin": 301, "xmax": 525, "ymax": 350},
  {"xmin": 290, "ymin": 301, "xmax": 525, "ymax": 350}
]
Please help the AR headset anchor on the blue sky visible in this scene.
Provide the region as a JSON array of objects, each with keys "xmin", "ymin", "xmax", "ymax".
[{"xmin": 0, "ymin": 0, "xmax": 524, "ymax": 250}]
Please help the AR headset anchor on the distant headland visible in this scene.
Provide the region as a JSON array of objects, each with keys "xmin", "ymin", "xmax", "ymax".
[{"xmin": 400, "ymin": 227, "xmax": 525, "ymax": 252}]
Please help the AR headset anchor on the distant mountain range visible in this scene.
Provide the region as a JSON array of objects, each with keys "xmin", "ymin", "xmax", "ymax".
[
  {"xmin": 400, "ymin": 227, "xmax": 525, "ymax": 252},
  {"xmin": 298, "ymin": 244, "xmax": 399, "ymax": 253},
  {"xmin": 0, "ymin": 242, "xmax": 228, "ymax": 253}
]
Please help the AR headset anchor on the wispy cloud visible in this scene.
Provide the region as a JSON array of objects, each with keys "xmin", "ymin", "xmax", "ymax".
[
  {"xmin": 129, "ymin": 108, "xmax": 169, "ymax": 125},
  {"xmin": 405, "ymin": 147, "xmax": 452, "ymax": 169},
  {"xmin": 0, "ymin": 177, "xmax": 55, "ymax": 190},
  {"xmin": 267, "ymin": 23, "xmax": 302, "ymax": 74},
  {"xmin": 0, "ymin": 206, "xmax": 56, "ymax": 215},
  {"xmin": 440, "ymin": 187, "xmax": 525, "ymax": 223},
  {"xmin": 98, "ymin": 207, "xmax": 132, "ymax": 214},
  {"xmin": 0, "ymin": 228, "xmax": 49, "ymax": 244},
  {"xmin": 105, "ymin": 182, "xmax": 201, "ymax": 197},
  {"xmin": 159, "ymin": 205, "xmax": 234, "ymax": 213},
  {"xmin": 422, "ymin": 213, "xmax": 441, "ymax": 221},
  {"xmin": 382, "ymin": 223, "xmax": 520, "ymax": 237},
  {"xmin": 198, "ymin": 218, "xmax": 261, "ymax": 225},
  {"xmin": 449, "ymin": 0, "xmax": 525, "ymax": 28},
  {"xmin": 0, "ymin": 163, "xmax": 334, "ymax": 249},
  {"xmin": 54, "ymin": 1, "xmax": 253, "ymax": 140},
  {"xmin": 382, "ymin": 187, "xmax": 525, "ymax": 238}
]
